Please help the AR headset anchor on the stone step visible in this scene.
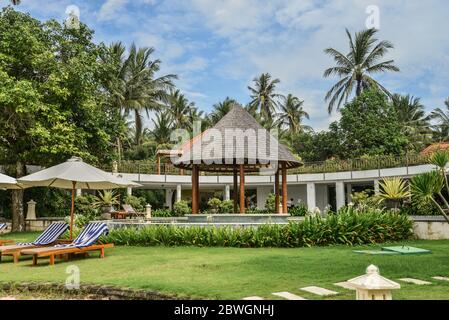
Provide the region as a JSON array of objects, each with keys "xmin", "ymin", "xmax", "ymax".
[
  {"xmin": 334, "ymin": 282, "xmax": 356, "ymax": 290},
  {"xmin": 300, "ymin": 286, "xmax": 338, "ymax": 296},
  {"xmin": 272, "ymin": 292, "xmax": 306, "ymax": 300},
  {"xmin": 398, "ymin": 278, "xmax": 432, "ymax": 285},
  {"xmin": 242, "ymin": 296, "xmax": 264, "ymax": 300}
]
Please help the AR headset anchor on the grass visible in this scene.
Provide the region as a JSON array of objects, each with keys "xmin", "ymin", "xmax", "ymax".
[{"xmin": 1, "ymin": 232, "xmax": 449, "ymax": 300}]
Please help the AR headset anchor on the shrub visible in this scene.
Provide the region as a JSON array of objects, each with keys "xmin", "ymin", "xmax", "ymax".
[
  {"xmin": 246, "ymin": 207, "xmax": 269, "ymax": 214},
  {"xmin": 220, "ymin": 200, "xmax": 234, "ymax": 213},
  {"xmin": 289, "ymin": 203, "xmax": 309, "ymax": 216},
  {"xmin": 207, "ymin": 197, "xmax": 222, "ymax": 213},
  {"xmin": 265, "ymin": 193, "xmax": 281, "ymax": 213},
  {"xmin": 75, "ymin": 194, "xmax": 99, "ymax": 217},
  {"xmin": 104, "ymin": 210, "xmax": 413, "ymax": 248},
  {"xmin": 123, "ymin": 195, "xmax": 145, "ymax": 212},
  {"xmin": 152, "ymin": 208, "xmax": 173, "ymax": 217},
  {"xmin": 173, "ymin": 200, "xmax": 191, "ymax": 216}
]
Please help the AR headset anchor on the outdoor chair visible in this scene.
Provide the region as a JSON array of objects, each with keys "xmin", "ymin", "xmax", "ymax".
[
  {"xmin": 111, "ymin": 204, "xmax": 145, "ymax": 219},
  {"xmin": 0, "ymin": 223, "xmax": 13, "ymax": 246},
  {"xmin": 0, "ymin": 222, "xmax": 69, "ymax": 263},
  {"xmin": 21, "ymin": 222, "xmax": 113, "ymax": 266}
]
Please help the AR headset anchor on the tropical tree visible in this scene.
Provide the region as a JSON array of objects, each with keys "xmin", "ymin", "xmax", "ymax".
[
  {"xmin": 208, "ymin": 97, "xmax": 239, "ymax": 126},
  {"xmin": 378, "ymin": 177, "xmax": 411, "ymax": 210},
  {"xmin": 430, "ymin": 98, "xmax": 449, "ymax": 142},
  {"xmin": 391, "ymin": 94, "xmax": 431, "ymax": 151},
  {"xmin": 430, "ymin": 150, "xmax": 449, "ymax": 196},
  {"xmin": 323, "ymin": 28, "xmax": 399, "ymax": 113},
  {"xmin": 165, "ymin": 89, "xmax": 194, "ymax": 129},
  {"xmin": 248, "ymin": 73, "xmax": 281, "ymax": 121},
  {"xmin": 276, "ymin": 94, "xmax": 310, "ymax": 134},
  {"xmin": 106, "ymin": 42, "xmax": 176, "ymax": 145},
  {"xmin": 151, "ymin": 112, "xmax": 173, "ymax": 147},
  {"xmin": 10, "ymin": 0, "xmax": 21, "ymax": 5}
]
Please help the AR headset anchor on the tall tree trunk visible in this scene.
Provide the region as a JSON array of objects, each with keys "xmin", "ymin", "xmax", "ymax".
[
  {"xmin": 134, "ymin": 109, "xmax": 142, "ymax": 145},
  {"xmin": 11, "ymin": 161, "xmax": 25, "ymax": 232},
  {"xmin": 355, "ymin": 78, "xmax": 362, "ymax": 96}
]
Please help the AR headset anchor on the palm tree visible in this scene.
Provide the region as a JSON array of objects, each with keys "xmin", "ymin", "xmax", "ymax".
[
  {"xmin": 392, "ymin": 94, "xmax": 431, "ymax": 151},
  {"xmin": 10, "ymin": 0, "xmax": 21, "ymax": 4},
  {"xmin": 107, "ymin": 42, "xmax": 176, "ymax": 145},
  {"xmin": 323, "ymin": 28, "xmax": 399, "ymax": 113},
  {"xmin": 151, "ymin": 112, "xmax": 173, "ymax": 146},
  {"xmin": 248, "ymin": 73, "xmax": 281, "ymax": 121},
  {"xmin": 186, "ymin": 106, "xmax": 205, "ymax": 131},
  {"xmin": 378, "ymin": 177, "xmax": 411, "ymax": 210},
  {"xmin": 209, "ymin": 97, "xmax": 239, "ymax": 126},
  {"xmin": 165, "ymin": 89, "xmax": 194, "ymax": 129},
  {"xmin": 431, "ymin": 98, "xmax": 449, "ymax": 142},
  {"xmin": 276, "ymin": 94, "xmax": 311, "ymax": 134}
]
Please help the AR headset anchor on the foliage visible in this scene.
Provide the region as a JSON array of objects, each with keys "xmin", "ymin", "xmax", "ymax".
[
  {"xmin": 75, "ymin": 194, "xmax": 99, "ymax": 217},
  {"xmin": 378, "ymin": 177, "xmax": 411, "ymax": 208},
  {"xmin": 288, "ymin": 203, "xmax": 309, "ymax": 216},
  {"xmin": 123, "ymin": 195, "xmax": 146, "ymax": 212},
  {"xmin": 247, "ymin": 73, "xmax": 281, "ymax": 122},
  {"xmin": 430, "ymin": 98, "xmax": 449, "ymax": 141},
  {"xmin": 399, "ymin": 200, "xmax": 440, "ymax": 216},
  {"xmin": 351, "ymin": 190, "xmax": 382, "ymax": 211},
  {"xmin": 92, "ymin": 190, "xmax": 119, "ymax": 208},
  {"xmin": 323, "ymin": 28, "xmax": 399, "ymax": 113},
  {"xmin": 276, "ymin": 94, "xmax": 310, "ymax": 134},
  {"xmin": 173, "ymin": 200, "xmax": 191, "ymax": 216},
  {"xmin": 331, "ymin": 90, "xmax": 409, "ymax": 158},
  {"xmin": 103, "ymin": 210, "xmax": 413, "ymax": 247},
  {"xmin": 264, "ymin": 193, "xmax": 281, "ymax": 213},
  {"xmin": 207, "ymin": 197, "xmax": 222, "ymax": 212},
  {"xmin": 219, "ymin": 200, "xmax": 234, "ymax": 213},
  {"xmin": 152, "ymin": 208, "xmax": 173, "ymax": 217}
]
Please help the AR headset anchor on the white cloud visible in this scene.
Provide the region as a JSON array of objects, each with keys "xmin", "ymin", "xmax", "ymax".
[{"xmin": 98, "ymin": 0, "xmax": 129, "ymax": 21}]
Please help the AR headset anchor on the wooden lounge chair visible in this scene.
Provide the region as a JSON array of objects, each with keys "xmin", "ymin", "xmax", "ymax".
[
  {"xmin": 0, "ymin": 222, "xmax": 69, "ymax": 263},
  {"xmin": 111, "ymin": 204, "xmax": 145, "ymax": 219},
  {"xmin": 21, "ymin": 222, "xmax": 113, "ymax": 266},
  {"xmin": 0, "ymin": 223, "xmax": 13, "ymax": 246}
]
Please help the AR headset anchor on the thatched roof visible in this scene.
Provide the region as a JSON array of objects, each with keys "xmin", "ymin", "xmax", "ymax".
[{"xmin": 172, "ymin": 105, "xmax": 302, "ymax": 172}]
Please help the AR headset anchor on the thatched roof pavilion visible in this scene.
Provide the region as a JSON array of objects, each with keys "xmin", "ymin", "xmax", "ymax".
[{"xmin": 172, "ymin": 105, "xmax": 302, "ymax": 214}]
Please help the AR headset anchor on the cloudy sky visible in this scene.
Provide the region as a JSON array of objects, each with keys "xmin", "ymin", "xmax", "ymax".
[{"xmin": 4, "ymin": 0, "xmax": 449, "ymax": 130}]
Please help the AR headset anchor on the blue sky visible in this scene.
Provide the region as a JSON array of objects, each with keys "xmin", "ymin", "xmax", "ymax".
[{"xmin": 4, "ymin": 0, "xmax": 449, "ymax": 130}]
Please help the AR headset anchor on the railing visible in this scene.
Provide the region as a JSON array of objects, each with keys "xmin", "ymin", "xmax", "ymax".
[{"xmin": 101, "ymin": 154, "xmax": 430, "ymax": 176}]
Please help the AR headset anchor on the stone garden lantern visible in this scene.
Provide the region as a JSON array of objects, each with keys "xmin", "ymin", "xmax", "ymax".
[{"xmin": 347, "ymin": 265, "xmax": 400, "ymax": 300}]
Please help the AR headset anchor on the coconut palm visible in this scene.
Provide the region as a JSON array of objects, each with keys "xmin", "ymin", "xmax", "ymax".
[
  {"xmin": 323, "ymin": 28, "xmax": 399, "ymax": 113},
  {"xmin": 209, "ymin": 97, "xmax": 239, "ymax": 126},
  {"xmin": 248, "ymin": 73, "xmax": 281, "ymax": 121},
  {"xmin": 151, "ymin": 112, "xmax": 173, "ymax": 146},
  {"xmin": 378, "ymin": 177, "xmax": 410, "ymax": 210},
  {"xmin": 276, "ymin": 94, "xmax": 311, "ymax": 134},
  {"xmin": 10, "ymin": 0, "xmax": 21, "ymax": 5},
  {"xmin": 107, "ymin": 42, "xmax": 176, "ymax": 145},
  {"xmin": 165, "ymin": 89, "xmax": 194, "ymax": 129},
  {"xmin": 410, "ymin": 171, "xmax": 449, "ymax": 223},
  {"xmin": 392, "ymin": 94, "xmax": 431, "ymax": 151},
  {"xmin": 430, "ymin": 98, "xmax": 449, "ymax": 142}
]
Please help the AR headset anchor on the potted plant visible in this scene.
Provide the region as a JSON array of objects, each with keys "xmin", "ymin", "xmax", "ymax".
[
  {"xmin": 93, "ymin": 190, "xmax": 120, "ymax": 219},
  {"xmin": 207, "ymin": 197, "xmax": 222, "ymax": 214}
]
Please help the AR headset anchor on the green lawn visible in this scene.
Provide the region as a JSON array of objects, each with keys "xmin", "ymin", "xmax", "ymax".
[{"xmin": 1, "ymin": 232, "xmax": 449, "ymax": 300}]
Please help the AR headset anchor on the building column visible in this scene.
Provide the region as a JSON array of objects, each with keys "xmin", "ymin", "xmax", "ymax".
[
  {"xmin": 275, "ymin": 168, "xmax": 280, "ymax": 213},
  {"xmin": 306, "ymin": 182, "xmax": 316, "ymax": 211},
  {"xmin": 176, "ymin": 184, "xmax": 182, "ymax": 202},
  {"xmin": 233, "ymin": 166, "xmax": 238, "ymax": 213},
  {"xmin": 374, "ymin": 179, "xmax": 380, "ymax": 195},
  {"xmin": 336, "ymin": 181, "xmax": 345, "ymax": 210},
  {"xmin": 76, "ymin": 189, "xmax": 82, "ymax": 197},
  {"xmin": 192, "ymin": 165, "xmax": 199, "ymax": 214},
  {"xmin": 282, "ymin": 162, "xmax": 288, "ymax": 214},
  {"xmin": 346, "ymin": 183, "xmax": 352, "ymax": 204},
  {"xmin": 224, "ymin": 185, "xmax": 230, "ymax": 201},
  {"xmin": 127, "ymin": 187, "xmax": 132, "ymax": 196},
  {"xmin": 165, "ymin": 189, "xmax": 174, "ymax": 210},
  {"xmin": 239, "ymin": 164, "xmax": 245, "ymax": 214}
]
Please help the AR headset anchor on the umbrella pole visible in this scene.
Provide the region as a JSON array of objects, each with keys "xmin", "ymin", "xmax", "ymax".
[{"xmin": 70, "ymin": 181, "xmax": 76, "ymax": 240}]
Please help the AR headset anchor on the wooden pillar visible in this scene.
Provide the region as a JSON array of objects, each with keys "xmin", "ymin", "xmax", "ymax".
[
  {"xmin": 239, "ymin": 164, "xmax": 245, "ymax": 214},
  {"xmin": 275, "ymin": 168, "xmax": 280, "ymax": 213},
  {"xmin": 192, "ymin": 165, "xmax": 199, "ymax": 214},
  {"xmin": 233, "ymin": 166, "xmax": 238, "ymax": 213},
  {"xmin": 157, "ymin": 154, "xmax": 161, "ymax": 175},
  {"xmin": 282, "ymin": 162, "xmax": 288, "ymax": 214}
]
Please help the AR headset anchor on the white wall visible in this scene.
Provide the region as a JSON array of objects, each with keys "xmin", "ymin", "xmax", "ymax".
[{"xmin": 256, "ymin": 186, "xmax": 272, "ymax": 209}]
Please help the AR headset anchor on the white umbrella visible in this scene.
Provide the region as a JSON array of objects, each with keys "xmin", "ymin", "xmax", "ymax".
[
  {"xmin": 18, "ymin": 156, "xmax": 141, "ymax": 239},
  {"xmin": 0, "ymin": 172, "xmax": 23, "ymax": 189}
]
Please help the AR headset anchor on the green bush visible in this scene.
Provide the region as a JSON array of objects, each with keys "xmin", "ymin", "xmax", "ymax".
[
  {"xmin": 246, "ymin": 207, "xmax": 269, "ymax": 214},
  {"xmin": 123, "ymin": 195, "xmax": 146, "ymax": 212},
  {"xmin": 219, "ymin": 200, "xmax": 234, "ymax": 213},
  {"xmin": 289, "ymin": 203, "xmax": 309, "ymax": 216},
  {"xmin": 152, "ymin": 208, "xmax": 173, "ymax": 217},
  {"xmin": 104, "ymin": 210, "xmax": 413, "ymax": 247},
  {"xmin": 265, "ymin": 193, "xmax": 281, "ymax": 213},
  {"xmin": 399, "ymin": 200, "xmax": 440, "ymax": 216},
  {"xmin": 173, "ymin": 200, "xmax": 191, "ymax": 216},
  {"xmin": 207, "ymin": 197, "xmax": 222, "ymax": 213}
]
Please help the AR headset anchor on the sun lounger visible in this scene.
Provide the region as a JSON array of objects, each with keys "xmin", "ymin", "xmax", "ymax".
[
  {"xmin": 0, "ymin": 222, "xmax": 69, "ymax": 263},
  {"xmin": 111, "ymin": 204, "xmax": 144, "ymax": 219},
  {"xmin": 21, "ymin": 222, "xmax": 113, "ymax": 266},
  {"xmin": 0, "ymin": 223, "xmax": 13, "ymax": 246}
]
